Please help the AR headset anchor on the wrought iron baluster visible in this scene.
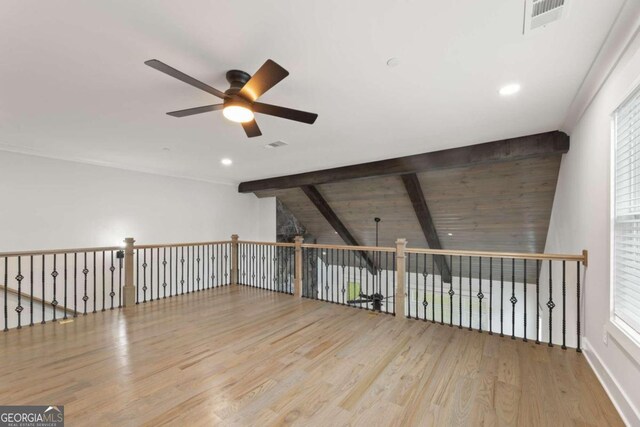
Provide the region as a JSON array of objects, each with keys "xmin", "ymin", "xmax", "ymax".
[
  {"xmin": 511, "ymin": 258, "xmax": 516, "ymax": 339},
  {"xmin": 440, "ymin": 256, "xmax": 444, "ymax": 326},
  {"xmin": 92, "ymin": 252, "xmax": 97, "ymax": 312},
  {"xmin": 478, "ymin": 256, "xmax": 483, "ymax": 333},
  {"xmin": 489, "ymin": 258, "xmax": 493, "ymax": 335},
  {"xmin": 135, "ymin": 249, "xmax": 139, "ymax": 304},
  {"xmin": 52, "ymin": 254, "xmax": 58, "ymax": 322},
  {"xmin": 468, "ymin": 256, "xmax": 472, "ymax": 331},
  {"xmin": 415, "ymin": 253, "xmax": 420, "ymax": 319},
  {"xmin": 536, "ymin": 259, "xmax": 540, "ymax": 344},
  {"xmin": 449, "ymin": 255, "xmax": 454, "ymax": 327},
  {"xmin": 363, "ymin": 250, "xmax": 367, "ymax": 307},
  {"xmin": 422, "ymin": 254, "xmax": 427, "ymax": 320},
  {"xmin": 197, "ymin": 245, "xmax": 201, "ymax": 292},
  {"xmin": 523, "ymin": 259, "xmax": 527, "ymax": 342},
  {"xmin": 186, "ymin": 246, "xmax": 190, "ymax": 294},
  {"xmin": 169, "ymin": 247, "xmax": 173, "ymax": 297},
  {"xmin": 102, "ymin": 251, "xmax": 106, "ymax": 311},
  {"xmin": 576, "ymin": 261, "xmax": 582, "ymax": 353},
  {"xmin": 392, "ymin": 253, "xmax": 396, "ymax": 315},
  {"xmin": 180, "ymin": 247, "xmax": 185, "ymax": 295},
  {"xmin": 73, "ymin": 252, "xmax": 78, "ymax": 317},
  {"xmin": 82, "ymin": 253, "xmax": 88, "ymax": 315},
  {"xmin": 42, "ymin": 255, "xmax": 46, "ymax": 324},
  {"xmin": 142, "ymin": 248, "xmax": 148, "ymax": 302},
  {"xmin": 29, "ymin": 256, "xmax": 34, "ymax": 326},
  {"xmin": 3, "ymin": 258, "xmax": 7, "ymax": 331},
  {"xmin": 548, "ymin": 260, "xmax": 554, "ymax": 347},
  {"xmin": 407, "ymin": 251, "xmax": 412, "ymax": 318},
  {"xmin": 175, "ymin": 247, "xmax": 180, "ymax": 296},
  {"xmin": 224, "ymin": 244, "xmax": 229, "ymax": 286},
  {"xmin": 562, "ymin": 260, "xmax": 566, "ymax": 350},
  {"xmin": 110, "ymin": 250, "xmax": 115, "ymax": 309},
  {"xmin": 163, "ymin": 248, "xmax": 167, "ymax": 298},
  {"xmin": 157, "ymin": 247, "xmax": 160, "ymax": 297},
  {"xmin": 459, "ymin": 256, "xmax": 462, "ymax": 329},
  {"xmin": 63, "ymin": 253, "xmax": 68, "ymax": 319},
  {"xmin": 432, "ymin": 255, "xmax": 435, "ymax": 323},
  {"xmin": 16, "ymin": 256, "xmax": 23, "ymax": 328},
  {"xmin": 118, "ymin": 250, "xmax": 123, "ymax": 308},
  {"xmin": 500, "ymin": 258, "xmax": 504, "ymax": 337},
  {"xmin": 341, "ymin": 250, "xmax": 346, "ymax": 305},
  {"xmin": 386, "ymin": 252, "xmax": 390, "ymax": 314}
]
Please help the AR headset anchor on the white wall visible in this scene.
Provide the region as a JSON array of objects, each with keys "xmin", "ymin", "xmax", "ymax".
[
  {"xmin": 546, "ymin": 8, "xmax": 640, "ymax": 424},
  {"xmin": 0, "ymin": 151, "xmax": 276, "ymax": 251}
]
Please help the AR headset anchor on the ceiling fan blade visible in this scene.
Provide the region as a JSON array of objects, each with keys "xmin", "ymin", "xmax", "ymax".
[
  {"xmin": 145, "ymin": 59, "xmax": 228, "ymax": 99},
  {"xmin": 253, "ymin": 102, "xmax": 318, "ymax": 124},
  {"xmin": 167, "ymin": 104, "xmax": 223, "ymax": 117},
  {"xmin": 242, "ymin": 119, "xmax": 262, "ymax": 138},
  {"xmin": 238, "ymin": 59, "xmax": 289, "ymax": 102}
]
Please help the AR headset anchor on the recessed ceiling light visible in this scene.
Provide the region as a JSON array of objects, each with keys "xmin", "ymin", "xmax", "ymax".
[
  {"xmin": 221, "ymin": 158, "xmax": 232, "ymax": 166},
  {"xmin": 386, "ymin": 57, "xmax": 400, "ymax": 67},
  {"xmin": 448, "ymin": 233, "xmax": 453, "ymax": 236},
  {"xmin": 499, "ymin": 83, "xmax": 521, "ymax": 96}
]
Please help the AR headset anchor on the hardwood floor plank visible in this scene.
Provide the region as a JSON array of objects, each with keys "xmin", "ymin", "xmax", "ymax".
[{"xmin": 0, "ymin": 285, "xmax": 623, "ymax": 426}]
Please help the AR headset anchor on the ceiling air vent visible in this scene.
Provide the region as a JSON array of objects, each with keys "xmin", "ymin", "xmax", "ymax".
[
  {"xmin": 265, "ymin": 141, "xmax": 288, "ymax": 149},
  {"xmin": 524, "ymin": 0, "xmax": 568, "ymax": 33}
]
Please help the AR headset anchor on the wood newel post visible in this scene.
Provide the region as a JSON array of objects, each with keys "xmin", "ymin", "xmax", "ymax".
[
  {"xmin": 395, "ymin": 238, "xmax": 407, "ymax": 318},
  {"xmin": 231, "ymin": 234, "xmax": 239, "ymax": 285},
  {"xmin": 294, "ymin": 236, "xmax": 304, "ymax": 297},
  {"xmin": 123, "ymin": 237, "xmax": 136, "ymax": 308}
]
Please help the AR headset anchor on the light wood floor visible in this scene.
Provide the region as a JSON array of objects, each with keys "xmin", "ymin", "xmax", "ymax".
[{"xmin": 0, "ymin": 285, "xmax": 622, "ymax": 426}]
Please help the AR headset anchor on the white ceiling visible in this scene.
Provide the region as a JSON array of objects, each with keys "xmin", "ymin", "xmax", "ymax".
[{"xmin": 0, "ymin": 1, "xmax": 626, "ymax": 184}]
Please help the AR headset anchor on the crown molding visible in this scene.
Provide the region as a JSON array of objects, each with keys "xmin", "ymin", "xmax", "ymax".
[
  {"xmin": 562, "ymin": 0, "xmax": 640, "ymax": 132},
  {"xmin": 0, "ymin": 142, "xmax": 237, "ymax": 187}
]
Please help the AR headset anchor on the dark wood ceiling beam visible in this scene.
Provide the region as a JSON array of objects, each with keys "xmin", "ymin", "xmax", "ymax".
[
  {"xmin": 301, "ymin": 185, "xmax": 377, "ymax": 274},
  {"xmin": 238, "ymin": 131, "xmax": 569, "ymax": 193},
  {"xmin": 401, "ymin": 174, "xmax": 452, "ymax": 283}
]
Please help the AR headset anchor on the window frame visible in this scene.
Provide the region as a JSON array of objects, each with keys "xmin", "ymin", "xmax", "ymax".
[{"xmin": 609, "ymin": 78, "xmax": 640, "ymax": 360}]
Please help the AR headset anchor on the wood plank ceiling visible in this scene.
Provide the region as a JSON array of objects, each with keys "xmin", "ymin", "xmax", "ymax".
[
  {"xmin": 255, "ymin": 155, "xmax": 561, "ymax": 254},
  {"xmin": 248, "ymin": 131, "xmax": 567, "ymax": 280}
]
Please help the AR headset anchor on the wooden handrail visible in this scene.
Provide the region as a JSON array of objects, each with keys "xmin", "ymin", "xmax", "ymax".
[
  {"xmin": 0, "ymin": 240, "xmax": 587, "ymax": 264},
  {"xmin": 0, "ymin": 285, "xmax": 77, "ymax": 315},
  {"xmin": 303, "ymin": 243, "xmax": 585, "ymax": 263},
  {"xmin": 237, "ymin": 240, "xmax": 296, "ymax": 247},
  {"xmin": 300, "ymin": 243, "xmax": 396, "ymax": 252},
  {"xmin": 134, "ymin": 240, "xmax": 232, "ymax": 249},
  {"xmin": 404, "ymin": 247, "xmax": 586, "ymax": 263},
  {"xmin": 0, "ymin": 246, "xmax": 122, "ymax": 258}
]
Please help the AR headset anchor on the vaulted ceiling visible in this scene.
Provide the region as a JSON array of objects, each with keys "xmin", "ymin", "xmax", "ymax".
[
  {"xmin": 251, "ymin": 132, "xmax": 565, "ymax": 254},
  {"xmin": 0, "ymin": 1, "xmax": 625, "ymax": 184}
]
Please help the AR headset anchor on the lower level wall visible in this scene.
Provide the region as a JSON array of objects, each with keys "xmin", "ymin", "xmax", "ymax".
[{"xmin": 0, "ymin": 151, "xmax": 275, "ymax": 251}]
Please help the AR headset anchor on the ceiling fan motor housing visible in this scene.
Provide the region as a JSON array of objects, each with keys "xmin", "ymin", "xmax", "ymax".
[{"xmin": 225, "ymin": 69, "xmax": 252, "ymax": 96}]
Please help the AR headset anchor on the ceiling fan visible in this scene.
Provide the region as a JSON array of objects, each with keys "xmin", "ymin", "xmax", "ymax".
[
  {"xmin": 347, "ymin": 292, "xmax": 393, "ymax": 312},
  {"xmin": 144, "ymin": 59, "xmax": 318, "ymax": 138}
]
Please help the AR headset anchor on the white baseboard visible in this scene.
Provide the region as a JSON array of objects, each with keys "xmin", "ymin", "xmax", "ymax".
[{"xmin": 583, "ymin": 338, "xmax": 640, "ymax": 426}]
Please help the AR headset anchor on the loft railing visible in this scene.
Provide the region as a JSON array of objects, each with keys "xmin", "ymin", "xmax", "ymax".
[
  {"xmin": 133, "ymin": 241, "xmax": 232, "ymax": 303},
  {"xmin": 402, "ymin": 247, "xmax": 587, "ymax": 351},
  {"xmin": 0, "ymin": 245, "xmax": 123, "ymax": 330},
  {"xmin": 300, "ymin": 243, "xmax": 397, "ymax": 315},
  {"xmin": 1, "ymin": 235, "xmax": 587, "ymax": 352},
  {"xmin": 237, "ymin": 241, "xmax": 295, "ymax": 294}
]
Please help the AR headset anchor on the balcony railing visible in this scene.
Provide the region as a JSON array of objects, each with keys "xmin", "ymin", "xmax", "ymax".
[{"xmin": 0, "ymin": 235, "xmax": 587, "ymax": 352}]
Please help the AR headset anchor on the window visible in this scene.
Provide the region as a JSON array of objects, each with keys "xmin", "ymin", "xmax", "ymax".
[{"xmin": 613, "ymin": 84, "xmax": 640, "ymax": 337}]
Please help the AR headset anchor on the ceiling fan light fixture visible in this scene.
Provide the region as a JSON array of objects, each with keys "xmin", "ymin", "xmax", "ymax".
[{"xmin": 223, "ymin": 104, "xmax": 254, "ymax": 123}]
